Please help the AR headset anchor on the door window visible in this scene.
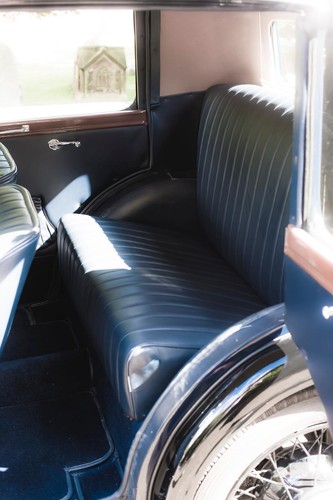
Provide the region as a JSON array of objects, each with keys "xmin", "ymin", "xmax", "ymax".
[
  {"xmin": 319, "ymin": 31, "xmax": 333, "ymax": 235},
  {"xmin": 284, "ymin": 23, "xmax": 333, "ymax": 298},
  {"xmin": 305, "ymin": 29, "xmax": 333, "ymax": 244},
  {"xmin": 0, "ymin": 9, "xmax": 136, "ymax": 122},
  {"xmin": 271, "ymin": 19, "xmax": 296, "ymax": 89}
]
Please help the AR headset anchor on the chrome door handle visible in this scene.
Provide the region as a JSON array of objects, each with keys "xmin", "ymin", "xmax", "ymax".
[{"xmin": 48, "ymin": 139, "xmax": 81, "ymax": 150}]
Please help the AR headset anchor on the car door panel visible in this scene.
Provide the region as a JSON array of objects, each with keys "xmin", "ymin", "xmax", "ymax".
[
  {"xmin": 285, "ymin": 255, "xmax": 333, "ymax": 425},
  {"xmin": 2, "ymin": 114, "xmax": 149, "ymax": 226},
  {"xmin": 285, "ymin": 16, "xmax": 333, "ymax": 431}
]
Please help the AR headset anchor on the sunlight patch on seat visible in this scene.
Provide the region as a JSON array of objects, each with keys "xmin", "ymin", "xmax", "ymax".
[{"xmin": 66, "ymin": 215, "xmax": 132, "ymax": 273}]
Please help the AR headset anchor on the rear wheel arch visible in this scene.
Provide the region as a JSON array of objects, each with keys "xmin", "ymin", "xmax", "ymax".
[
  {"xmin": 151, "ymin": 333, "xmax": 315, "ymax": 499},
  {"xmin": 179, "ymin": 389, "xmax": 327, "ymax": 499}
]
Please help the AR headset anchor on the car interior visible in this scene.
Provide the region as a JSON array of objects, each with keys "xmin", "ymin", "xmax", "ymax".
[{"xmin": 0, "ymin": 7, "xmax": 298, "ymax": 499}]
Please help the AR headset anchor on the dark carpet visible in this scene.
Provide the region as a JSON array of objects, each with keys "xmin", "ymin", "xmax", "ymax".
[
  {"xmin": 0, "ymin": 392, "xmax": 111, "ymax": 499},
  {"xmin": 1, "ymin": 307, "xmax": 76, "ymax": 362},
  {"xmin": 0, "ymin": 302, "xmax": 120, "ymax": 498},
  {"xmin": 0, "ymin": 349, "xmax": 91, "ymax": 408}
]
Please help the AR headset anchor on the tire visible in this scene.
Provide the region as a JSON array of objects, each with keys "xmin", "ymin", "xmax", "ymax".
[{"xmin": 169, "ymin": 389, "xmax": 331, "ymax": 499}]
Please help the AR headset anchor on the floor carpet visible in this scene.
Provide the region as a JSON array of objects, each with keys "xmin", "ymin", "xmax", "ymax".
[
  {"xmin": 0, "ymin": 301, "xmax": 121, "ymax": 498},
  {"xmin": 0, "ymin": 391, "xmax": 111, "ymax": 499},
  {"xmin": 1, "ymin": 307, "xmax": 77, "ymax": 362}
]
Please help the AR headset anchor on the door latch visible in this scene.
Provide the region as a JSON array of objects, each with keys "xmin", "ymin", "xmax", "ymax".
[{"xmin": 48, "ymin": 139, "xmax": 81, "ymax": 150}]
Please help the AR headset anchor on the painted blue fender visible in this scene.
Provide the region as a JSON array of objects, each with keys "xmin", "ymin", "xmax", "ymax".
[{"xmin": 107, "ymin": 304, "xmax": 313, "ymax": 500}]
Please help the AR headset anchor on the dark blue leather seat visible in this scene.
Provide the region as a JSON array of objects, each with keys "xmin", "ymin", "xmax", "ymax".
[
  {"xmin": 0, "ymin": 185, "xmax": 39, "ymax": 353},
  {"xmin": 58, "ymin": 84, "xmax": 293, "ymax": 419},
  {"xmin": 0, "ymin": 143, "xmax": 17, "ymax": 184}
]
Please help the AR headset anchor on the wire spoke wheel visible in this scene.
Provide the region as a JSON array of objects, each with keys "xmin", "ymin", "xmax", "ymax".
[
  {"xmin": 233, "ymin": 426, "xmax": 333, "ymax": 499},
  {"xmin": 163, "ymin": 390, "xmax": 333, "ymax": 500},
  {"xmin": 173, "ymin": 391, "xmax": 333, "ymax": 500}
]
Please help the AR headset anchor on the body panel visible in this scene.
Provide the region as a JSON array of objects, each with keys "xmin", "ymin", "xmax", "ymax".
[{"xmin": 285, "ymin": 9, "xmax": 333, "ymax": 432}]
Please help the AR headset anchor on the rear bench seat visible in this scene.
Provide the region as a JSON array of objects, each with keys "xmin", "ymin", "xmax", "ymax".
[{"xmin": 58, "ymin": 84, "xmax": 293, "ymax": 419}]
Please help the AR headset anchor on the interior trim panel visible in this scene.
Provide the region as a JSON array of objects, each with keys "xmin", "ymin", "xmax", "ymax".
[
  {"xmin": 0, "ymin": 110, "xmax": 148, "ymax": 137},
  {"xmin": 285, "ymin": 224, "xmax": 333, "ymax": 296}
]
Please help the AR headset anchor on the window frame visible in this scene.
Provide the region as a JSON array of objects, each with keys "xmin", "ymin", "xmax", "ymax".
[
  {"xmin": 0, "ymin": 7, "xmax": 147, "ymax": 136},
  {"xmin": 285, "ymin": 19, "xmax": 333, "ymax": 296}
]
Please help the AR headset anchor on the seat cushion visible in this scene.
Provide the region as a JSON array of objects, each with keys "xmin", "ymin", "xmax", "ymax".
[
  {"xmin": 0, "ymin": 185, "xmax": 39, "ymax": 353},
  {"xmin": 0, "ymin": 143, "xmax": 17, "ymax": 184},
  {"xmin": 58, "ymin": 214, "xmax": 266, "ymax": 419}
]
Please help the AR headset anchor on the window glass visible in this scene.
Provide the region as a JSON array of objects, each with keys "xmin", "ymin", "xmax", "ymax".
[
  {"xmin": 271, "ymin": 20, "xmax": 296, "ymax": 88},
  {"xmin": 0, "ymin": 9, "xmax": 135, "ymax": 121},
  {"xmin": 305, "ymin": 28, "xmax": 333, "ymax": 243},
  {"xmin": 320, "ymin": 31, "xmax": 333, "ymax": 233}
]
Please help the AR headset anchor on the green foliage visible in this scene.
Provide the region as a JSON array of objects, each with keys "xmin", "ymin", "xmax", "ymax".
[
  {"xmin": 19, "ymin": 62, "xmax": 136, "ymax": 108},
  {"xmin": 20, "ymin": 63, "xmax": 74, "ymax": 105}
]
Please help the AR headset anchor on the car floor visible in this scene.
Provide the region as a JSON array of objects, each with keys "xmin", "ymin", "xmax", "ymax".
[{"xmin": 0, "ymin": 300, "xmax": 122, "ymax": 499}]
